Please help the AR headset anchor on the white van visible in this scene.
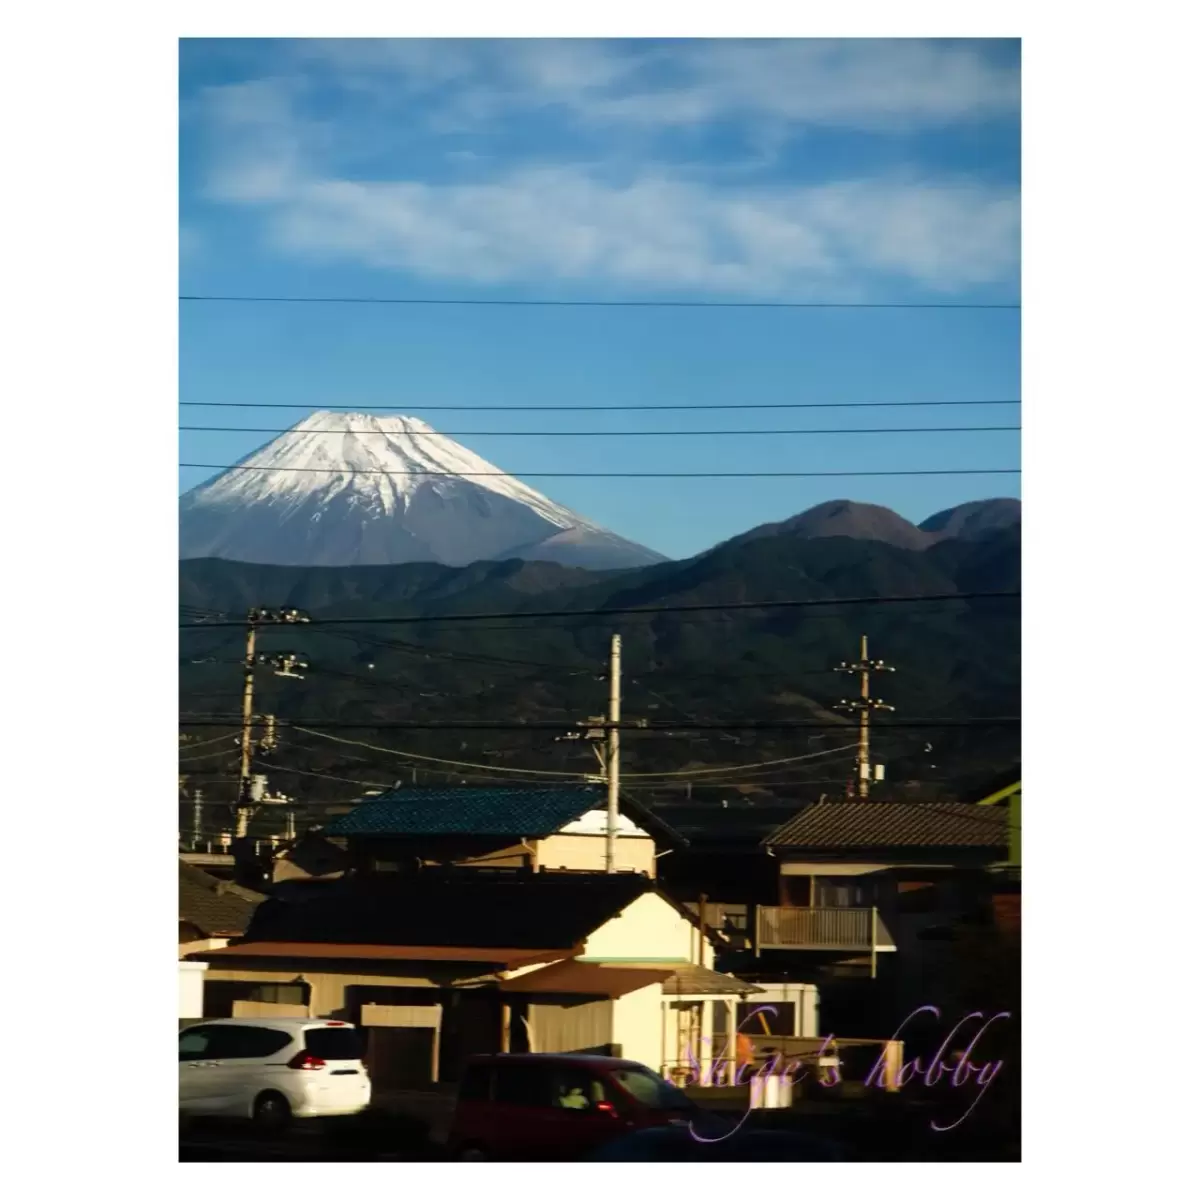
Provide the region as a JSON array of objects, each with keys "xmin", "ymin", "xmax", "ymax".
[{"xmin": 179, "ymin": 1017, "xmax": 371, "ymax": 1128}]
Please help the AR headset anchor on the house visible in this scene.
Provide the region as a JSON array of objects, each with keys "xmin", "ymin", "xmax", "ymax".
[
  {"xmin": 282, "ymin": 785, "xmax": 682, "ymax": 881},
  {"xmin": 183, "ymin": 871, "xmax": 762, "ymax": 1088},
  {"xmin": 975, "ymin": 775, "xmax": 1021, "ymax": 873},
  {"xmin": 178, "ymin": 860, "xmax": 263, "ymax": 1022}
]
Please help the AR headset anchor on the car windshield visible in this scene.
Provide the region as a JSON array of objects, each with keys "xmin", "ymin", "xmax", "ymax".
[{"xmin": 608, "ymin": 1066, "xmax": 694, "ymax": 1111}]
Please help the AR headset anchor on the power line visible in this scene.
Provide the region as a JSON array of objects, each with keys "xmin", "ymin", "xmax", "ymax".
[
  {"xmin": 178, "ymin": 748, "xmax": 240, "ymax": 764},
  {"xmin": 181, "ymin": 294, "xmax": 1020, "ymax": 311},
  {"xmin": 289, "ymin": 726, "xmax": 861, "ymax": 783},
  {"xmin": 292, "ymin": 725, "xmax": 588, "ymax": 778},
  {"xmin": 180, "ymin": 399, "xmax": 1020, "ymax": 413},
  {"xmin": 181, "ymin": 462, "xmax": 1019, "ymax": 480},
  {"xmin": 180, "ymin": 717, "xmax": 1019, "ymax": 731},
  {"xmin": 180, "ymin": 590, "xmax": 1020, "ymax": 630},
  {"xmin": 181, "ymin": 424, "xmax": 1020, "ymax": 437}
]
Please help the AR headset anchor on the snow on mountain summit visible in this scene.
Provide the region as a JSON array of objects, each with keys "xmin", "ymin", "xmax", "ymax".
[{"xmin": 180, "ymin": 411, "xmax": 667, "ymax": 570}]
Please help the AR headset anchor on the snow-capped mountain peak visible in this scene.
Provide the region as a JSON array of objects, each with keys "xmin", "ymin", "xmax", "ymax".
[{"xmin": 180, "ymin": 411, "xmax": 667, "ymax": 570}]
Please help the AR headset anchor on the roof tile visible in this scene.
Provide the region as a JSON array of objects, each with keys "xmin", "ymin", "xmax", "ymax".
[
  {"xmin": 764, "ymin": 803, "xmax": 1007, "ymax": 849},
  {"xmin": 323, "ymin": 786, "xmax": 605, "ymax": 839}
]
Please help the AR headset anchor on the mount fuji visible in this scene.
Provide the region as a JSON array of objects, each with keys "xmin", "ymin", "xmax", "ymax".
[{"xmin": 179, "ymin": 412, "xmax": 668, "ymax": 570}]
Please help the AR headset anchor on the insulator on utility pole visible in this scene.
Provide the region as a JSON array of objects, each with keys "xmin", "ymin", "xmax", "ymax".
[{"xmin": 833, "ymin": 635, "xmax": 896, "ymax": 800}]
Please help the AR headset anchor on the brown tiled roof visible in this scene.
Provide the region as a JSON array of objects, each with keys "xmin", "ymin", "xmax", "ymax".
[
  {"xmin": 500, "ymin": 962, "xmax": 675, "ymax": 996},
  {"xmin": 763, "ymin": 803, "xmax": 1007, "ymax": 849},
  {"xmin": 243, "ymin": 872, "xmax": 656, "ymax": 951},
  {"xmin": 179, "ymin": 861, "xmax": 264, "ymax": 938},
  {"xmin": 196, "ymin": 941, "xmax": 566, "ymax": 967}
]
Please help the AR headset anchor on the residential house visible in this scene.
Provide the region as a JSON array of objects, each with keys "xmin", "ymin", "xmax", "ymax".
[
  {"xmin": 178, "ymin": 860, "xmax": 263, "ymax": 1022},
  {"xmin": 183, "ymin": 871, "xmax": 761, "ymax": 1089},
  {"xmin": 272, "ymin": 785, "xmax": 680, "ymax": 886}
]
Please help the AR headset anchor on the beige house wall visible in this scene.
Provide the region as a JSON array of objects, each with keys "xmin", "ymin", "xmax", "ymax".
[
  {"xmin": 580, "ymin": 892, "xmax": 711, "ymax": 967},
  {"xmin": 536, "ymin": 833, "xmax": 655, "ymax": 877},
  {"xmin": 611, "ymin": 981, "xmax": 665, "ymax": 1071},
  {"xmin": 203, "ymin": 964, "xmax": 439, "ymax": 1018}
]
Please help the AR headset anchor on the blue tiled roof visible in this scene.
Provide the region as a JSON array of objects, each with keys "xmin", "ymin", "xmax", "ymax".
[{"xmin": 323, "ymin": 786, "xmax": 605, "ymax": 838}]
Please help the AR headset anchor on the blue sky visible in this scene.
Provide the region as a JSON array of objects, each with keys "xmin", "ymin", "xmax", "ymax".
[{"xmin": 180, "ymin": 38, "xmax": 1020, "ymax": 559}]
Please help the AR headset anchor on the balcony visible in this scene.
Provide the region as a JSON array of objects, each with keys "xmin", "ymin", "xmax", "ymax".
[{"xmin": 754, "ymin": 906, "xmax": 896, "ymax": 953}]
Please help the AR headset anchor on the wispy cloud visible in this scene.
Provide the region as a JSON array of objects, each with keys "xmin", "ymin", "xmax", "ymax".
[
  {"xmin": 194, "ymin": 40, "xmax": 1019, "ymax": 298},
  {"xmin": 290, "ymin": 38, "xmax": 1019, "ymax": 133}
]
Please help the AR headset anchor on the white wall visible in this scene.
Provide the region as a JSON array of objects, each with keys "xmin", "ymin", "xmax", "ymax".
[
  {"xmin": 611, "ymin": 982, "xmax": 665, "ymax": 1071},
  {"xmin": 179, "ymin": 961, "xmax": 208, "ymax": 1019},
  {"xmin": 579, "ymin": 892, "xmax": 712, "ymax": 966}
]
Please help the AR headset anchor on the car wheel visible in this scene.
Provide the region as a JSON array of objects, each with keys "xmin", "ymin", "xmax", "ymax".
[{"xmin": 252, "ymin": 1092, "xmax": 292, "ymax": 1134}]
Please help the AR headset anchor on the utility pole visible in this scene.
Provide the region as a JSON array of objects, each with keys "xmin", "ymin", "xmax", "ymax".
[
  {"xmin": 834, "ymin": 635, "xmax": 895, "ymax": 799},
  {"xmin": 191, "ymin": 788, "xmax": 203, "ymax": 850},
  {"xmin": 556, "ymin": 633, "xmax": 644, "ymax": 871},
  {"xmin": 234, "ymin": 607, "xmax": 310, "ymax": 839},
  {"xmin": 606, "ymin": 633, "xmax": 621, "ymax": 874}
]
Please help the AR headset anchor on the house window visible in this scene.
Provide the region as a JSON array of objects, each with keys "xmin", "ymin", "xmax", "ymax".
[
  {"xmin": 813, "ymin": 877, "xmax": 874, "ymax": 908},
  {"xmin": 248, "ymin": 984, "xmax": 308, "ymax": 1005},
  {"xmin": 736, "ymin": 1002, "xmax": 796, "ymax": 1037}
]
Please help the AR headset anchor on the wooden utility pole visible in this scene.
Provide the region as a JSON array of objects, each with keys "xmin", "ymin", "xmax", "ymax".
[
  {"xmin": 834, "ymin": 635, "xmax": 896, "ymax": 799},
  {"xmin": 606, "ymin": 633, "xmax": 622, "ymax": 874},
  {"xmin": 235, "ymin": 619, "xmax": 259, "ymax": 836},
  {"xmin": 234, "ymin": 607, "xmax": 310, "ymax": 840},
  {"xmin": 191, "ymin": 788, "xmax": 203, "ymax": 850}
]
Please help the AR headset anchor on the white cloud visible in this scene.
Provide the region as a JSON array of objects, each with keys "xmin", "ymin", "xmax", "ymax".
[
  {"xmin": 193, "ymin": 41, "xmax": 1020, "ymax": 298},
  {"xmin": 223, "ymin": 160, "xmax": 1016, "ymax": 296},
  {"xmin": 288, "ymin": 38, "xmax": 1019, "ymax": 132}
]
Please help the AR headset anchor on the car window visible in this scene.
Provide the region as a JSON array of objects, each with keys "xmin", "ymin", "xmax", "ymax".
[
  {"xmin": 179, "ymin": 1026, "xmax": 220, "ymax": 1061},
  {"xmin": 609, "ymin": 1066, "xmax": 693, "ymax": 1110},
  {"xmin": 550, "ymin": 1067, "xmax": 610, "ymax": 1112},
  {"xmin": 494, "ymin": 1063, "xmax": 553, "ymax": 1108},
  {"xmin": 231, "ymin": 1026, "xmax": 294, "ymax": 1059},
  {"xmin": 459, "ymin": 1064, "xmax": 492, "ymax": 1102},
  {"xmin": 304, "ymin": 1027, "xmax": 364, "ymax": 1061}
]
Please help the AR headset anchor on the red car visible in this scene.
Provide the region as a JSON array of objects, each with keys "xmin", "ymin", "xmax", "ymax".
[{"xmin": 447, "ymin": 1053, "xmax": 707, "ymax": 1161}]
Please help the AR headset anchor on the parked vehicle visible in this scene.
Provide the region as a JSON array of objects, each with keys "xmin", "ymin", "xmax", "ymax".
[
  {"xmin": 447, "ymin": 1053, "xmax": 714, "ymax": 1161},
  {"xmin": 588, "ymin": 1125, "xmax": 847, "ymax": 1161},
  {"xmin": 178, "ymin": 1018, "xmax": 371, "ymax": 1129}
]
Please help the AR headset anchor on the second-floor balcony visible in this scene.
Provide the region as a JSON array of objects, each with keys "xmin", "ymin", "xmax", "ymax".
[{"xmin": 754, "ymin": 906, "xmax": 896, "ymax": 953}]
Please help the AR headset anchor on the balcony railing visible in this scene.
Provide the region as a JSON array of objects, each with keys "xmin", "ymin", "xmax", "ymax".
[{"xmin": 755, "ymin": 906, "xmax": 894, "ymax": 952}]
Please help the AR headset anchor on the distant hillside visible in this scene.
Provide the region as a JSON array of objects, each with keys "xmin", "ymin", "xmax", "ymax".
[
  {"xmin": 180, "ymin": 513, "xmax": 1020, "ymax": 814},
  {"xmin": 920, "ymin": 498, "xmax": 1022, "ymax": 541}
]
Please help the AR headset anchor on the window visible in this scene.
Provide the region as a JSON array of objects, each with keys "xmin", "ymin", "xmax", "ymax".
[
  {"xmin": 248, "ymin": 984, "xmax": 307, "ymax": 1006},
  {"xmin": 179, "ymin": 1026, "xmax": 220, "ymax": 1061},
  {"xmin": 305, "ymin": 1027, "xmax": 364, "ymax": 1062},
  {"xmin": 227, "ymin": 1026, "xmax": 294, "ymax": 1059},
  {"xmin": 737, "ymin": 1002, "xmax": 796, "ymax": 1037},
  {"xmin": 179, "ymin": 1024, "xmax": 294, "ymax": 1062},
  {"xmin": 813, "ymin": 878, "xmax": 874, "ymax": 908},
  {"xmin": 550, "ymin": 1068, "xmax": 610, "ymax": 1112},
  {"xmin": 459, "ymin": 1064, "xmax": 492, "ymax": 1102},
  {"xmin": 608, "ymin": 1067, "xmax": 693, "ymax": 1112},
  {"xmin": 494, "ymin": 1063, "xmax": 553, "ymax": 1108}
]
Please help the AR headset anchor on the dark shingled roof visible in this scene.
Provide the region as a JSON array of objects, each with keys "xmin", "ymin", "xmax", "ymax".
[
  {"xmin": 763, "ymin": 803, "xmax": 1008, "ymax": 849},
  {"xmin": 322, "ymin": 786, "xmax": 606, "ymax": 839},
  {"xmin": 179, "ymin": 861, "xmax": 264, "ymax": 937},
  {"xmin": 242, "ymin": 872, "xmax": 657, "ymax": 952}
]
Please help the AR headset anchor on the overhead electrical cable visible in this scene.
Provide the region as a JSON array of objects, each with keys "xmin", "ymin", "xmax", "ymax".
[
  {"xmin": 181, "ymin": 463, "xmax": 1019, "ymax": 480},
  {"xmin": 181, "ymin": 399, "xmax": 1020, "ymax": 413},
  {"xmin": 180, "ymin": 424, "xmax": 1020, "ymax": 437},
  {"xmin": 181, "ymin": 294, "xmax": 1019, "ymax": 311},
  {"xmin": 180, "ymin": 590, "xmax": 1020, "ymax": 630}
]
